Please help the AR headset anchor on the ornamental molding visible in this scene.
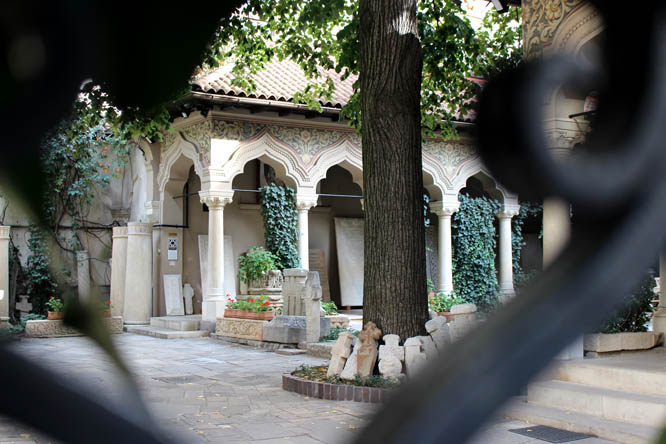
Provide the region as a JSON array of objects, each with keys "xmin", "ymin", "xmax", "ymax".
[
  {"xmin": 157, "ymin": 137, "xmax": 205, "ymax": 196},
  {"xmin": 551, "ymin": 2, "xmax": 603, "ymax": 55},
  {"xmin": 523, "ymin": 0, "xmax": 585, "ymax": 59},
  {"xmin": 127, "ymin": 222, "xmax": 153, "ymax": 236},
  {"xmin": 295, "ymin": 195, "xmax": 319, "ymax": 211},
  {"xmin": 0, "ymin": 226, "xmax": 10, "ymax": 239},
  {"xmin": 497, "ymin": 204, "xmax": 521, "ymax": 219},
  {"xmin": 199, "ymin": 192, "xmax": 234, "ymax": 209},
  {"xmin": 112, "ymin": 226, "xmax": 128, "ymax": 238},
  {"xmin": 429, "ymin": 201, "xmax": 460, "ymax": 217}
]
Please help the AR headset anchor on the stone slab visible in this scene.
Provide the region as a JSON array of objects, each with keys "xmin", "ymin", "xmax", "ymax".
[
  {"xmin": 125, "ymin": 325, "xmax": 209, "ymax": 339},
  {"xmin": 216, "ymin": 317, "xmax": 266, "ymax": 341},
  {"xmin": 334, "ymin": 218, "xmax": 364, "ymax": 306},
  {"xmin": 262, "ymin": 315, "xmax": 331, "ymax": 344},
  {"xmin": 25, "ymin": 317, "xmax": 123, "ymax": 338},
  {"xmin": 163, "ymin": 274, "xmax": 185, "ymax": 316},
  {"xmin": 328, "ymin": 315, "xmax": 350, "ymax": 329},
  {"xmin": 583, "ymin": 332, "xmax": 663, "ymax": 353},
  {"xmin": 309, "ymin": 249, "xmax": 330, "ymax": 302},
  {"xmin": 150, "ymin": 315, "xmax": 201, "ymax": 331},
  {"xmin": 198, "ymin": 235, "xmax": 236, "ymax": 300}
]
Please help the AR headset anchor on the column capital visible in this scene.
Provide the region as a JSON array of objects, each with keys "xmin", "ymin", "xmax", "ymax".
[
  {"xmin": 112, "ymin": 226, "xmax": 128, "ymax": 238},
  {"xmin": 144, "ymin": 201, "xmax": 161, "ymax": 221},
  {"xmin": 127, "ymin": 222, "xmax": 153, "ymax": 236},
  {"xmin": 296, "ymin": 194, "xmax": 318, "ymax": 211},
  {"xmin": 199, "ymin": 191, "xmax": 234, "ymax": 209},
  {"xmin": 497, "ymin": 204, "xmax": 521, "ymax": 219},
  {"xmin": 0, "ymin": 226, "xmax": 9, "ymax": 240},
  {"xmin": 430, "ymin": 201, "xmax": 460, "ymax": 217}
]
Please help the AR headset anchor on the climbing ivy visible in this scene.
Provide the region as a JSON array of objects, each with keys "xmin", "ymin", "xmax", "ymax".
[
  {"xmin": 259, "ymin": 184, "xmax": 300, "ymax": 270},
  {"xmin": 452, "ymin": 194, "xmax": 501, "ymax": 311},
  {"xmin": 25, "ymin": 225, "xmax": 58, "ymax": 315},
  {"xmin": 512, "ymin": 202, "xmax": 543, "ymax": 288}
]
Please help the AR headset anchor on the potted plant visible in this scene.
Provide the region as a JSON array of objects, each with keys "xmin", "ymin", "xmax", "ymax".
[
  {"xmin": 238, "ymin": 247, "xmax": 281, "ymax": 293},
  {"xmin": 428, "ymin": 291, "xmax": 466, "ymax": 322},
  {"xmin": 46, "ymin": 296, "xmax": 64, "ymax": 320},
  {"xmin": 225, "ymin": 295, "xmax": 276, "ymax": 321}
]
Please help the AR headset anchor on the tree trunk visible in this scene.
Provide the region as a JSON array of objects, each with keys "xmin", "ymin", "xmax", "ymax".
[{"xmin": 360, "ymin": 0, "xmax": 428, "ymax": 340}]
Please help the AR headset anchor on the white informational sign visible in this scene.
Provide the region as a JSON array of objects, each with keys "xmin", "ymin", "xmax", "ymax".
[{"xmin": 168, "ymin": 236, "xmax": 178, "ymax": 261}]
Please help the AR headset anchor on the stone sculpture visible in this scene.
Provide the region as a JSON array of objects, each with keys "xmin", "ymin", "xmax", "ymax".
[
  {"xmin": 425, "ymin": 316, "xmax": 451, "ymax": 350},
  {"xmin": 327, "ymin": 332, "xmax": 355, "ymax": 377},
  {"xmin": 404, "ymin": 336, "xmax": 427, "ymax": 377},
  {"xmin": 378, "ymin": 334, "xmax": 404, "ymax": 379},
  {"xmin": 183, "ymin": 283, "xmax": 194, "ymax": 315},
  {"xmin": 356, "ymin": 321, "xmax": 382, "ymax": 377}
]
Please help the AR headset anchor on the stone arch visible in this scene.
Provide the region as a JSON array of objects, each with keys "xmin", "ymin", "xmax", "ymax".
[
  {"xmin": 422, "ymin": 155, "xmax": 446, "ymax": 201},
  {"xmin": 450, "ymin": 161, "xmax": 518, "ymax": 205},
  {"xmin": 308, "ymin": 138, "xmax": 363, "ymax": 190},
  {"xmin": 157, "ymin": 137, "xmax": 204, "ymax": 224},
  {"xmin": 224, "ymin": 130, "xmax": 308, "ymax": 190},
  {"xmin": 551, "ymin": 2, "xmax": 604, "ymax": 56}
]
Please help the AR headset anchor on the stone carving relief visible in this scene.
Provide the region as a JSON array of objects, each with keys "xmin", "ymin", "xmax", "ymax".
[
  {"xmin": 523, "ymin": 0, "xmax": 586, "ymax": 58},
  {"xmin": 422, "ymin": 139, "xmax": 477, "ymax": 178}
]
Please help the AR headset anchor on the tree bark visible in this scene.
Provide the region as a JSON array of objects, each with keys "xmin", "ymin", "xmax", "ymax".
[{"xmin": 360, "ymin": 0, "xmax": 428, "ymax": 340}]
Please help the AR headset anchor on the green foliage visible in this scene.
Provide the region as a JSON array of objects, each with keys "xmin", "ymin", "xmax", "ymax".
[
  {"xmin": 3, "ymin": 314, "xmax": 46, "ymax": 335},
  {"xmin": 452, "ymin": 194, "xmax": 501, "ymax": 310},
  {"xmin": 226, "ymin": 295, "xmax": 275, "ymax": 313},
  {"xmin": 206, "ymin": 1, "xmax": 522, "ymax": 138},
  {"xmin": 426, "ymin": 279, "xmax": 434, "ymax": 293},
  {"xmin": 259, "ymin": 184, "xmax": 300, "ymax": 269},
  {"xmin": 322, "ymin": 301, "xmax": 338, "ymax": 315},
  {"xmin": 511, "ymin": 201, "xmax": 543, "ymax": 285},
  {"xmin": 25, "ymin": 225, "xmax": 57, "ymax": 315},
  {"xmin": 319, "ymin": 327, "xmax": 359, "ymax": 342},
  {"xmin": 45, "ymin": 296, "xmax": 64, "ymax": 313},
  {"xmin": 237, "ymin": 246, "xmax": 278, "ymax": 284},
  {"xmin": 428, "ymin": 291, "xmax": 466, "ymax": 313},
  {"xmin": 597, "ymin": 274, "xmax": 656, "ymax": 333}
]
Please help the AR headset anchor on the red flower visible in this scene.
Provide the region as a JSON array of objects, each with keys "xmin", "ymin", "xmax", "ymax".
[
  {"xmin": 249, "ymin": 299, "xmax": 255, "ymax": 303},
  {"xmin": 50, "ymin": 296, "xmax": 54, "ymax": 300},
  {"xmin": 107, "ymin": 300, "xmax": 111, "ymax": 305},
  {"xmin": 226, "ymin": 293, "xmax": 230, "ymax": 297}
]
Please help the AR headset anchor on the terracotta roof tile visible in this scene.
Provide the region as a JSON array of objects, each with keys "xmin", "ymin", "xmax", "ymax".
[{"xmin": 192, "ymin": 59, "xmax": 356, "ymax": 108}]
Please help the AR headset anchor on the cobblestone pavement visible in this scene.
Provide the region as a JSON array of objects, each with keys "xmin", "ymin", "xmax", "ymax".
[{"xmin": 0, "ymin": 334, "xmax": 617, "ymax": 444}]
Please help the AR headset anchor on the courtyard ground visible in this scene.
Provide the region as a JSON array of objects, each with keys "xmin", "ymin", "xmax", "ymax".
[{"xmin": 0, "ymin": 334, "xmax": 618, "ymax": 444}]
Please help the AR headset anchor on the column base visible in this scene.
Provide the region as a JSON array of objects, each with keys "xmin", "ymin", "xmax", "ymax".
[
  {"xmin": 201, "ymin": 296, "xmax": 228, "ymax": 332},
  {"xmin": 498, "ymin": 289, "xmax": 516, "ymax": 304},
  {"xmin": 653, "ymin": 309, "xmax": 666, "ymax": 335},
  {"xmin": 0, "ymin": 317, "xmax": 9, "ymax": 328}
]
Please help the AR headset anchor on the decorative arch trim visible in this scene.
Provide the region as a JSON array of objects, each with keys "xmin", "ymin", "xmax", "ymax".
[
  {"xmin": 157, "ymin": 136, "xmax": 204, "ymax": 195},
  {"xmin": 308, "ymin": 138, "xmax": 364, "ymax": 188}
]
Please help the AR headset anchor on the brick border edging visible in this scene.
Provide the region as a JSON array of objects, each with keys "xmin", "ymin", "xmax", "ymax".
[{"xmin": 282, "ymin": 373, "xmax": 392, "ymax": 403}]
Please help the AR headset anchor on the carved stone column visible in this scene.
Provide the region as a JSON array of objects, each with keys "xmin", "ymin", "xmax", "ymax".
[
  {"xmin": 430, "ymin": 202, "xmax": 459, "ymax": 295},
  {"xmin": 110, "ymin": 227, "xmax": 128, "ymax": 317},
  {"xmin": 0, "ymin": 226, "xmax": 9, "ymax": 323},
  {"xmin": 497, "ymin": 205, "xmax": 521, "ymax": 302},
  {"xmin": 123, "ymin": 222, "xmax": 153, "ymax": 324},
  {"xmin": 200, "ymin": 192, "xmax": 233, "ymax": 331},
  {"xmin": 296, "ymin": 195, "xmax": 318, "ymax": 270}
]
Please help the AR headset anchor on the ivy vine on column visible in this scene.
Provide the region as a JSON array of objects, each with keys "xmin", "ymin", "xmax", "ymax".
[{"xmin": 259, "ymin": 184, "xmax": 300, "ymax": 269}]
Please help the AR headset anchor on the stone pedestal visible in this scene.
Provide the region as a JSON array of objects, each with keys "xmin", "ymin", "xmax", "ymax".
[
  {"xmin": 305, "ymin": 271, "xmax": 322, "ymax": 343},
  {"xmin": 110, "ymin": 227, "xmax": 128, "ymax": 317},
  {"xmin": 0, "ymin": 226, "xmax": 9, "ymax": 323},
  {"xmin": 123, "ymin": 222, "xmax": 153, "ymax": 324},
  {"xmin": 216, "ymin": 317, "xmax": 266, "ymax": 341},
  {"xmin": 76, "ymin": 250, "xmax": 91, "ymax": 302}
]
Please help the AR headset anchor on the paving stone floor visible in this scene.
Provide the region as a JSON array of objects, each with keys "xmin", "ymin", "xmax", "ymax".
[{"xmin": 0, "ymin": 334, "xmax": 618, "ymax": 444}]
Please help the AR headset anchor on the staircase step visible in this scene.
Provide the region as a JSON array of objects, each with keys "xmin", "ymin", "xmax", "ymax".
[
  {"xmin": 150, "ymin": 315, "xmax": 201, "ymax": 331},
  {"xmin": 528, "ymin": 380, "xmax": 666, "ymax": 428},
  {"xmin": 555, "ymin": 359, "xmax": 666, "ymax": 396},
  {"xmin": 125, "ymin": 325, "xmax": 209, "ymax": 339},
  {"xmin": 503, "ymin": 397, "xmax": 659, "ymax": 444}
]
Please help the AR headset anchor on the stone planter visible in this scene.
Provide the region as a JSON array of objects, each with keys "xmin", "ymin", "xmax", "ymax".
[
  {"xmin": 224, "ymin": 309, "xmax": 274, "ymax": 321},
  {"xmin": 437, "ymin": 312, "xmax": 453, "ymax": 322},
  {"xmin": 47, "ymin": 311, "xmax": 64, "ymax": 321},
  {"xmin": 26, "ymin": 317, "xmax": 123, "ymax": 337},
  {"xmin": 216, "ymin": 317, "xmax": 268, "ymax": 341}
]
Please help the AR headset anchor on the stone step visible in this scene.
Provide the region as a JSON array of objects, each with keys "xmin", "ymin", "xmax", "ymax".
[
  {"xmin": 150, "ymin": 315, "xmax": 201, "ymax": 331},
  {"xmin": 554, "ymin": 359, "xmax": 666, "ymax": 396},
  {"xmin": 528, "ymin": 380, "xmax": 666, "ymax": 428},
  {"xmin": 125, "ymin": 325, "xmax": 209, "ymax": 339},
  {"xmin": 503, "ymin": 397, "xmax": 659, "ymax": 444}
]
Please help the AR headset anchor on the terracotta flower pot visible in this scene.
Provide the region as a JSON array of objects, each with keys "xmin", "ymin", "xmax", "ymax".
[
  {"xmin": 102, "ymin": 309, "xmax": 111, "ymax": 318},
  {"xmin": 437, "ymin": 312, "xmax": 453, "ymax": 323},
  {"xmin": 48, "ymin": 311, "xmax": 64, "ymax": 320},
  {"xmin": 224, "ymin": 309, "xmax": 274, "ymax": 321}
]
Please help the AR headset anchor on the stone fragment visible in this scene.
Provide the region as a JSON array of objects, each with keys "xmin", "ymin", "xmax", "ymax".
[
  {"xmin": 304, "ymin": 271, "xmax": 322, "ymax": 343},
  {"xmin": 449, "ymin": 303, "xmax": 478, "ymax": 342},
  {"xmin": 262, "ymin": 315, "xmax": 331, "ymax": 344},
  {"xmin": 282, "ymin": 269, "xmax": 308, "ymax": 315},
  {"xmin": 183, "ymin": 283, "xmax": 194, "ymax": 315},
  {"xmin": 340, "ymin": 339, "xmax": 361, "ymax": 380},
  {"xmin": 404, "ymin": 337, "xmax": 427, "ymax": 377},
  {"xmin": 327, "ymin": 332, "xmax": 354, "ymax": 377},
  {"xmin": 16, "ymin": 295, "xmax": 32, "ymax": 319},
  {"xmin": 356, "ymin": 322, "xmax": 382, "ymax": 377},
  {"xmin": 419, "ymin": 335, "xmax": 437, "ymax": 360},
  {"xmin": 378, "ymin": 334, "xmax": 404, "ymax": 362},
  {"xmin": 163, "ymin": 274, "xmax": 185, "ymax": 316},
  {"xmin": 425, "ymin": 316, "xmax": 451, "ymax": 350},
  {"xmin": 429, "ymin": 309, "xmax": 438, "ymax": 320},
  {"xmin": 450, "ymin": 303, "xmax": 477, "ymax": 315},
  {"xmin": 328, "ymin": 315, "xmax": 350, "ymax": 329},
  {"xmin": 378, "ymin": 354, "xmax": 403, "ymax": 379}
]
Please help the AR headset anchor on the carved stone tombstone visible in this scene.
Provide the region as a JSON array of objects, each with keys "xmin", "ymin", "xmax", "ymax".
[
  {"xmin": 378, "ymin": 334, "xmax": 404, "ymax": 379},
  {"xmin": 340, "ymin": 340, "xmax": 362, "ymax": 380},
  {"xmin": 304, "ymin": 271, "xmax": 322, "ymax": 343},
  {"xmin": 282, "ymin": 269, "xmax": 308, "ymax": 315},
  {"xmin": 425, "ymin": 316, "xmax": 451, "ymax": 350},
  {"xmin": 356, "ymin": 321, "xmax": 382, "ymax": 377},
  {"xmin": 16, "ymin": 295, "xmax": 32, "ymax": 319},
  {"xmin": 327, "ymin": 331, "xmax": 355, "ymax": 377},
  {"xmin": 163, "ymin": 274, "xmax": 185, "ymax": 316},
  {"xmin": 404, "ymin": 336, "xmax": 427, "ymax": 377},
  {"xmin": 183, "ymin": 283, "xmax": 194, "ymax": 315}
]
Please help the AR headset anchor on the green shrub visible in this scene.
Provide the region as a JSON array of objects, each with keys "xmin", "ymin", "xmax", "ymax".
[
  {"xmin": 428, "ymin": 291, "xmax": 466, "ymax": 312},
  {"xmin": 237, "ymin": 246, "xmax": 278, "ymax": 284},
  {"xmin": 259, "ymin": 184, "xmax": 300, "ymax": 269},
  {"xmin": 597, "ymin": 274, "xmax": 656, "ymax": 333},
  {"xmin": 322, "ymin": 301, "xmax": 338, "ymax": 315}
]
